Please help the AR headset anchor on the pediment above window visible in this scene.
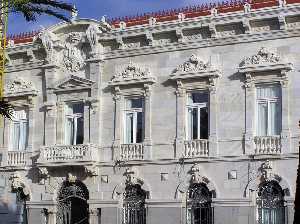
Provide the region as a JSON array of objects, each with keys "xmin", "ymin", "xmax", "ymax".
[
  {"xmin": 238, "ymin": 47, "xmax": 293, "ymax": 73},
  {"xmin": 170, "ymin": 54, "xmax": 221, "ymax": 80},
  {"xmin": 108, "ymin": 62, "xmax": 156, "ymax": 86},
  {"xmin": 4, "ymin": 78, "xmax": 37, "ymax": 97},
  {"xmin": 53, "ymin": 75, "xmax": 95, "ymax": 92}
]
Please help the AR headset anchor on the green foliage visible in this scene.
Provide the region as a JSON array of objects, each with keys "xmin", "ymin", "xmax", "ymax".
[
  {"xmin": 9, "ymin": 0, "xmax": 74, "ymax": 21},
  {"xmin": 0, "ymin": 100, "xmax": 13, "ymax": 119}
]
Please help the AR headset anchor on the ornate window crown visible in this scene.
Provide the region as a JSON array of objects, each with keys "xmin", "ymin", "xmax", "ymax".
[
  {"xmin": 5, "ymin": 78, "xmax": 37, "ymax": 97},
  {"xmin": 109, "ymin": 62, "xmax": 156, "ymax": 86}
]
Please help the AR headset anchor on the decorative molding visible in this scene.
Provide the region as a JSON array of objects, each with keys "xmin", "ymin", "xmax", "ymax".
[
  {"xmin": 109, "ymin": 62, "xmax": 156, "ymax": 86},
  {"xmin": 53, "ymin": 75, "xmax": 95, "ymax": 92},
  {"xmin": 170, "ymin": 54, "xmax": 221, "ymax": 81},
  {"xmin": 9, "ymin": 172, "xmax": 31, "ymax": 199},
  {"xmin": 238, "ymin": 47, "xmax": 293, "ymax": 73},
  {"xmin": 4, "ymin": 78, "xmax": 38, "ymax": 97}
]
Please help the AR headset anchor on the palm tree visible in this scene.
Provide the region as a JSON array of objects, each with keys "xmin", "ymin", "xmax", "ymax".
[{"xmin": 0, "ymin": 1, "xmax": 74, "ymax": 119}]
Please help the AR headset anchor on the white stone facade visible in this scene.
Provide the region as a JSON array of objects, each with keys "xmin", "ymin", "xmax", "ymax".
[{"xmin": 0, "ymin": 1, "xmax": 300, "ymax": 224}]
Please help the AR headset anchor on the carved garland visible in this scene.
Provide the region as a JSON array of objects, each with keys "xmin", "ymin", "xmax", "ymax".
[{"xmin": 5, "ymin": 78, "xmax": 37, "ymax": 97}]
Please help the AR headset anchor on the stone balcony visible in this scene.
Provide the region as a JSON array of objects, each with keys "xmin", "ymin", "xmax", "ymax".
[
  {"xmin": 254, "ymin": 136, "xmax": 281, "ymax": 154},
  {"xmin": 2, "ymin": 150, "xmax": 30, "ymax": 168},
  {"xmin": 119, "ymin": 143, "xmax": 145, "ymax": 161},
  {"xmin": 183, "ymin": 139, "xmax": 209, "ymax": 158},
  {"xmin": 37, "ymin": 144, "xmax": 99, "ymax": 166}
]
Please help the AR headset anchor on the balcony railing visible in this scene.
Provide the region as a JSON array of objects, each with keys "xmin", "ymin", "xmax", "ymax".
[
  {"xmin": 37, "ymin": 144, "xmax": 99, "ymax": 165},
  {"xmin": 6, "ymin": 151, "xmax": 27, "ymax": 167},
  {"xmin": 254, "ymin": 136, "xmax": 281, "ymax": 154},
  {"xmin": 120, "ymin": 143, "xmax": 144, "ymax": 161},
  {"xmin": 183, "ymin": 139, "xmax": 209, "ymax": 158}
]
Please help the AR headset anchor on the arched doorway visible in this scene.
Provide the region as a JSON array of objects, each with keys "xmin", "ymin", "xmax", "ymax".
[
  {"xmin": 257, "ymin": 180, "xmax": 285, "ymax": 224},
  {"xmin": 56, "ymin": 180, "xmax": 89, "ymax": 224},
  {"xmin": 187, "ymin": 183, "xmax": 213, "ymax": 224},
  {"xmin": 123, "ymin": 184, "xmax": 147, "ymax": 224}
]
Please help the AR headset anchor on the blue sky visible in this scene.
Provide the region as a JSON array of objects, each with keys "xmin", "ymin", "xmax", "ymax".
[{"xmin": 9, "ymin": 0, "xmax": 218, "ymax": 35}]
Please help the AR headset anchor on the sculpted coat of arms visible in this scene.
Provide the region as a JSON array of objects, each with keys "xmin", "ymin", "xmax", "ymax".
[{"xmin": 63, "ymin": 33, "xmax": 86, "ymax": 72}]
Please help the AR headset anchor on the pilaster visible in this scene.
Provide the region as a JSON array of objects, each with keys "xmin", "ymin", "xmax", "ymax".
[
  {"xmin": 208, "ymin": 83, "xmax": 218, "ymax": 157},
  {"xmin": 56, "ymin": 102, "xmax": 65, "ymax": 145},
  {"xmin": 244, "ymin": 73, "xmax": 255, "ymax": 155},
  {"xmin": 84, "ymin": 101, "xmax": 90, "ymax": 143},
  {"xmin": 143, "ymin": 84, "xmax": 152, "ymax": 160},
  {"xmin": 113, "ymin": 87, "xmax": 122, "ymax": 160}
]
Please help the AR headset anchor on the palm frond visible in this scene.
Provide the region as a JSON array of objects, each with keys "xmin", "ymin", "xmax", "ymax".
[{"xmin": 0, "ymin": 100, "xmax": 14, "ymax": 119}]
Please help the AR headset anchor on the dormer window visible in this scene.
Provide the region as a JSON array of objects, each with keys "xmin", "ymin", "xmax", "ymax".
[
  {"xmin": 65, "ymin": 103, "xmax": 84, "ymax": 145},
  {"xmin": 10, "ymin": 108, "xmax": 29, "ymax": 150},
  {"xmin": 186, "ymin": 92, "xmax": 209, "ymax": 140},
  {"xmin": 256, "ymin": 85, "xmax": 281, "ymax": 136}
]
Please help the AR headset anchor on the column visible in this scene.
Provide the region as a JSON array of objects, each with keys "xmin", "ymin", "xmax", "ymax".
[
  {"xmin": 83, "ymin": 101, "xmax": 90, "ymax": 144},
  {"xmin": 44, "ymin": 100, "xmax": 57, "ymax": 146},
  {"xmin": 27, "ymin": 99, "xmax": 35, "ymax": 151},
  {"xmin": 89, "ymin": 98, "xmax": 100, "ymax": 144},
  {"xmin": 143, "ymin": 84, "xmax": 152, "ymax": 160},
  {"xmin": 175, "ymin": 81, "xmax": 186, "ymax": 158},
  {"xmin": 112, "ymin": 87, "xmax": 122, "ymax": 160},
  {"xmin": 208, "ymin": 81, "xmax": 218, "ymax": 157},
  {"xmin": 55, "ymin": 102, "xmax": 65, "ymax": 145},
  {"xmin": 280, "ymin": 71, "xmax": 291, "ymax": 154},
  {"xmin": 47, "ymin": 207, "xmax": 57, "ymax": 224},
  {"xmin": 244, "ymin": 73, "xmax": 256, "ymax": 155},
  {"xmin": 89, "ymin": 208, "xmax": 99, "ymax": 224}
]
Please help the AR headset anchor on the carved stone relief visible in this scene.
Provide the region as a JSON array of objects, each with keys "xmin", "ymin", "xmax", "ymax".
[
  {"xmin": 241, "ymin": 47, "xmax": 281, "ymax": 66},
  {"xmin": 5, "ymin": 78, "xmax": 37, "ymax": 97},
  {"xmin": 173, "ymin": 54, "xmax": 211, "ymax": 74}
]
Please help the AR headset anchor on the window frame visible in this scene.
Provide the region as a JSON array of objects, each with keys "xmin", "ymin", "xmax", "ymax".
[
  {"xmin": 185, "ymin": 92, "xmax": 209, "ymax": 141},
  {"xmin": 64, "ymin": 102, "xmax": 84, "ymax": 145},
  {"xmin": 255, "ymin": 85, "xmax": 282, "ymax": 137},
  {"xmin": 10, "ymin": 108, "xmax": 29, "ymax": 151},
  {"xmin": 123, "ymin": 97, "xmax": 145, "ymax": 144}
]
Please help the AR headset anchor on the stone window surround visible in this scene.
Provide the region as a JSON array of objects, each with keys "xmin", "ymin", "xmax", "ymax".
[
  {"xmin": 55, "ymin": 99, "xmax": 91, "ymax": 145},
  {"xmin": 112, "ymin": 84, "xmax": 153, "ymax": 160},
  {"xmin": 239, "ymin": 56, "xmax": 293, "ymax": 155}
]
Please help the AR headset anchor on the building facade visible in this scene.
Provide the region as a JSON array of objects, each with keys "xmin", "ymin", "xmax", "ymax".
[{"xmin": 0, "ymin": 0, "xmax": 300, "ymax": 223}]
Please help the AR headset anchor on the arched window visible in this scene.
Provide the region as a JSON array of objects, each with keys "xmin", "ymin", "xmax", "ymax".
[
  {"xmin": 57, "ymin": 180, "xmax": 89, "ymax": 224},
  {"xmin": 123, "ymin": 184, "xmax": 147, "ymax": 224},
  {"xmin": 187, "ymin": 183, "xmax": 213, "ymax": 224},
  {"xmin": 257, "ymin": 181, "xmax": 285, "ymax": 224}
]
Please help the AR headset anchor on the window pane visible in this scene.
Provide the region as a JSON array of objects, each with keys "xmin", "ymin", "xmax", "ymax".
[
  {"xmin": 200, "ymin": 107, "xmax": 209, "ymax": 139},
  {"xmin": 125, "ymin": 113, "xmax": 134, "ymax": 144},
  {"xmin": 257, "ymin": 103, "xmax": 268, "ymax": 136},
  {"xmin": 257, "ymin": 86, "xmax": 280, "ymax": 99},
  {"xmin": 192, "ymin": 108, "xmax": 198, "ymax": 140},
  {"xmin": 76, "ymin": 117, "xmax": 84, "ymax": 144},
  {"xmin": 136, "ymin": 112, "xmax": 143, "ymax": 143},
  {"xmin": 188, "ymin": 92, "xmax": 209, "ymax": 104},
  {"xmin": 187, "ymin": 108, "xmax": 193, "ymax": 140},
  {"xmin": 269, "ymin": 102, "xmax": 281, "ymax": 135},
  {"xmin": 19, "ymin": 121, "xmax": 28, "ymax": 150},
  {"xmin": 12, "ymin": 122, "xmax": 20, "ymax": 150},
  {"xmin": 65, "ymin": 118, "xmax": 74, "ymax": 145},
  {"xmin": 73, "ymin": 103, "xmax": 84, "ymax": 114},
  {"xmin": 127, "ymin": 98, "xmax": 143, "ymax": 109}
]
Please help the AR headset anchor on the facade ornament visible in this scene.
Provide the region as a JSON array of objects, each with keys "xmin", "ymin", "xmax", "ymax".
[
  {"xmin": 119, "ymin": 21, "xmax": 126, "ymax": 30},
  {"xmin": 39, "ymin": 168, "xmax": 50, "ymax": 184},
  {"xmin": 210, "ymin": 8, "xmax": 218, "ymax": 17},
  {"xmin": 261, "ymin": 160, "xmax": 275, "ymax": 181},
  {"xmin": 99, "ymin": 15, "xmax": 112, "ymax": 32},
  {"xmin": 244, "ymin": 73, "xmax": 255, "ymax": 89},
  {"xmin": 279, "ymin": 0, "xmax": 287, "ymax": 7},
  {"xmin": 244, "ymin": 3, "xmax": 251, "ymax": 13},
  {"xmin": 178, "ymin": 13, "xmax": 185, "ymax": 21},
  {"xmin": 63, "ymin": 32, "xmax": 86, "ymax": 72},
  {"xmin": 124, "ymin": 168, "xmax": 144, "ymax": 186},
  {"xmin": 86, "ymin": 24, "xmax": 99, "ymax": 48},
  {"xmin": 173, "ymin": 54, "xmax": 211, "ymax": 74},
  {"xmin": 241, "ymin": 47, "xmax": 281, "ymax": 66},
  {"xmin": 71, "ymin": 5, "xmax": 78, "ymax": 21},
  {"xmin": 7, "ymin": 39, "xmax": 15, "ymax": 48},
  {"xmin": 9, "ymin": 173, "xmax": 30, "ymax": 199},
  {"xmin": 85, "ymin": 165, "xmax": 99, "ymax": 177},
  {"xmin": 149, "ymin": 17, "xmax": 157, "ymax": 26},
  {"xmin": 175, "ymin": 80, "xmax": 185, "ymax": 97},
  {"xmin": 145, "ymin": 32, "xmax": 153, "ymax": 46},
  {"xmin": 5, "ymin": 78, "xmax": 37, "ymax": 97},
  {"xmin": 38, "ymin": 30, "xmax": 58, "ymax": 63},
  {"xmin": 67, "ymin": 173, "xmax": 77, "ymax": 183},
  {"xmin": 110, "ymin": 62, "xmax": 155, "ymax": 84},
  {"xmin": 176, "ymin": 29, "xmax": 184, "ymax": 43},
  {"xmin": 189, "ymin": 164, "xmax": 209, "ymax": 185}
]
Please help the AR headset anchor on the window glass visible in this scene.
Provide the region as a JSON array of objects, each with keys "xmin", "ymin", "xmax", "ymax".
[
  {"xmin": 188, "ymin": 92, "xmax": 209, "ymax": 105},
  {"xmin": 65, "ymin": 103, "xmax": 84, "ymax": 145},
  {"xmin": 11, "ymin": 109, "xmax": 28, "ymax": 151}
]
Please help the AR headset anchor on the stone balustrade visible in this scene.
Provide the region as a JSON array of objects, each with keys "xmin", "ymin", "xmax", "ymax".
[
  {"xmin": 254, "ymin": 136, "xmax": 281, "ymax": 154},
  {"xmin": 6, "ymin": 151, "xmax": 27, "ymax": 166},
  {"xmin": 120, "ymin": 143, "xmax": 144, "ymax": 161},
  {"xmin": 183, "ymin": 139, "xmax": 209, "ymax": 158},
  {"xmin": 38, "ymin": 144, "xmax": 99, "ymax": 165}
]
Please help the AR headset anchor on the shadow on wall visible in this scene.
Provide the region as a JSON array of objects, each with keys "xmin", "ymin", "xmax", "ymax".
[{"xmin": 0, "ymin": 194, "xmax": 27, "ymax": 224}]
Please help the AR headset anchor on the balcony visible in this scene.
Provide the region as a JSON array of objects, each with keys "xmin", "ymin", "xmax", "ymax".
[
  {"xmin": 119, "ymin": 143, "xmax": 144, "ymax": 161},
  {"xmin": 183, "ymin": 139, "xmax": 209, "ymax": 158},
  {"xmin": 2, "ymin": 150, "xmax": 30, "ymax": 168},
  {"xmin": 254, "ymin": 136, "xmax": 281, "ymax": 154},
  {"xmin": 37, "ymin": 144, "xmax": 99, "ymax": 166}
]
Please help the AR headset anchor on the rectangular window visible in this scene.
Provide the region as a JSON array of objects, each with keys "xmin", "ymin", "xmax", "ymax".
[
  {"xmin": 124, "ymin": 98, "xmax": 144, "ymax": 144},
  {"xmin": 65, "ymin": 103, "xmax": 84, "ymax": 145},
  {"xmin": 11, "ymin": 109, "xmax": 29, "ymax": 150},
  {"xmin": 186, "ymin": 92, "xmax": 209, "ymax": 140},
  {"xmin": 256, "ymin": 85, "xmax": 281, "ymax": 136}
]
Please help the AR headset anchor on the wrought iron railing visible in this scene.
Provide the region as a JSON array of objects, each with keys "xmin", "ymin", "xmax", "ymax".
[{"xmin": 184, "ymin": 139, "xmax": 209, "ymax": 158}]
